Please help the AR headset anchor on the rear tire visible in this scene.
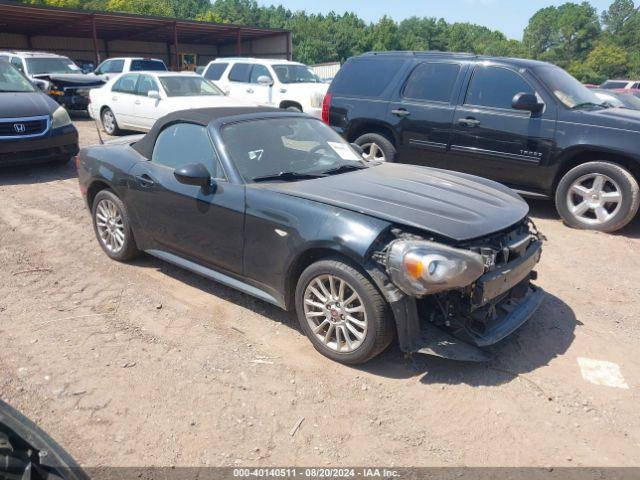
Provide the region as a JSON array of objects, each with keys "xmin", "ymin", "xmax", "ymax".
[
  {"xmin": 92, "ymin": 190, "xmax": 140, "ymax": 261},
  {"xmin": 555, "ymin": 161, "xmax": 639, "ymax": 233},
  {"xmin": 101, "ymin": 107, "xmax": 121, "ymax": 136},
  {"xmin": 354, "ymin": 133, "xmax": 396, "ymax": 163},
  {"xmin": 295, "ymin": 259, "xmax": 395, "ymax": 364}
]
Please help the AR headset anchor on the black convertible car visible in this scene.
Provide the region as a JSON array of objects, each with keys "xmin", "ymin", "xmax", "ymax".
[{"xmin": 77, "ymin": 107, "xmax": 544, "ymax": 364}]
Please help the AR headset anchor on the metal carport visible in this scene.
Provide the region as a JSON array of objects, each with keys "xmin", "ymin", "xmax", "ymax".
[{"xmin": 0, "ymin": 0, "xmax": 292, "ymax": 70}]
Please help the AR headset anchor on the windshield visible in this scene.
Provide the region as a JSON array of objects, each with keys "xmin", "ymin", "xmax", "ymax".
[
  {"xmin": 536, "ymin": 65, "xmax": 605, "ymax": 109},
  {"xmin": 25, "ymin": 57, "xmax": 80, "ymax": 75},
  {"xmin": 0, "ymin": 62, "xmax": 35, "ymax": 92},
  {"xmin": 158, "ymin": 76, "xmax": 223, "ymax": 97},
  {"xmin": 131, "ymin": 60, "xmax": 167, "ymax": 72},
  {"xmin": 221, "ymin": 117, "xmax": 366, "ymax": 182},
  {"xmin": 272, "ymin": 64, "xmax": 321, "ymax": 84}
]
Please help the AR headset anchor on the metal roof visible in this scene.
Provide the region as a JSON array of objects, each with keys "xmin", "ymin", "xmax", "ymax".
[{"xmin": 0, "ymin": 0, "xmax": 288, "ymax": 44}]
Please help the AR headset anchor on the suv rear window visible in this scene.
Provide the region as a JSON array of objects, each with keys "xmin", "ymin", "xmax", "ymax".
[
  {"xmin": 204, "ymin": 63, "xmax": 228, "ymax": 81},
  {"xmin": 403, "ymin": 62, "xmax": 460, "ymax": 103},
  {"xmin": 331, "ymin": 58, "xmax": 404, "ymax": 98},
  {"xmin": 600, "ymin": 81, "xmax": 629, "ymax": 89},
  {"xmin": 131, "ymin": 59, "xmax": 166, "ymax": 71},
  {"xmin": 228, "ymin": 63, "xmax": 252, "ymax": 82}
]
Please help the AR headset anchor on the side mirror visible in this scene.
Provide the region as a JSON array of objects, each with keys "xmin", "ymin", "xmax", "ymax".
[
  {"xmin": 174, "ymin": 163, "xmax": 212, "ymax": 188},
  {"xmin": 512, "ymin": 92, "xmax": 544, "ymax": 114},
  {"xmin": 350, "ymin": 143, "xmax": 364, "ymax": 157},
  {"xmin": 257, "ymin": 75, "xmax": 274, "ymax": 86},
  {"xmin": 147, "ymin": 90, "xmax": 161, "ymax": 100}
]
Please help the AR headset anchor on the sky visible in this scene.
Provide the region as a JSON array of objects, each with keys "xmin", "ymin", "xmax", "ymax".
[{"xmin": 255, "ymin": 0, "xmax": 615, "ymax": 40}]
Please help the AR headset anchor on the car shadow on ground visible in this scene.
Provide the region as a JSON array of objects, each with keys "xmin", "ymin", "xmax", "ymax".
[
  {"xmin": 134, "ymin": 253, "xmax": 577, "ymax": 387},
  {"xmin": 356, "ymin": 291, "xmax": 579, "ymax": 387},
  {"xmin": 0, "ymin": 161, "xmax": 77, "ymax": 186}
]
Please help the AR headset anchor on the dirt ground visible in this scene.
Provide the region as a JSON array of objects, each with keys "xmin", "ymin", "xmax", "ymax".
[{"xmin": 1, "ymin": 113, "xmax": 639, "ymax": 468}]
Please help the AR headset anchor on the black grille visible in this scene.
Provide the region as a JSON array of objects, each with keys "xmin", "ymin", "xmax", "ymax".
[{"xmin": 0, "ymin": 118, "xmax": 48, "ymax": 137}]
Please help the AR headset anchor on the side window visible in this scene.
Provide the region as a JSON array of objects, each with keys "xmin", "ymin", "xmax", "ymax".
[
  {"xmin": 330, "ymin": 58, "xmax": 405, "ymax": 98},
  {"xmin": 112, "ymin": 74, "xmax": 139, "ymax": 94},
  {"xmin": 403, "ymin": 62, "xmax": 461, "ymax": 103},
  {"xmin": 152, "ymin": 123, "xmax": 225, "ymax": 179},
  {"xmin": 228, "ymin": 63, "xmax": 252, "ymax": 83},
  {"xmin": 10, "ymin": 57, "xmax": 24, "ymax": 73},
  {"xmin": 250, "ymin": 64, "xmax": 272, "ymax": 84},
  {"xmin": 95, "ymin": 60, "xmax": 110, "ymax": 75},
  {"xmin": 109, "ymin": 59, "xmax": 125, "ymax": 73},
  {"xmin": 204, "ymin": 63, "xmax": 228, "ymax": 81},
  {"xmin": 465, "ymin": 66, "xmax": 534, "ymax": 110},
  {"xmin": 136, "ymin": 75, "xmax": 158, "ymax": 96}
]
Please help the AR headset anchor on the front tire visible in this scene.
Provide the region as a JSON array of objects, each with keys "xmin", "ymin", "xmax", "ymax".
[
  {"xmin": 101, "ymin": 107, "xmax": 121, "ymax": 136},
  {"xmin": 92, "ymin": 190, "xmax": 140, "ymax": 261},
  {"xmin": 354, "ymin": 133, "xmax": 396, "ymax": 163},
  {"xmin": 555, "ymin": 161, "xmax": 639, "ymax": 233},
  {"xmin": 295, "ymin": 259, "xmax": 395, "ymax": 364}
]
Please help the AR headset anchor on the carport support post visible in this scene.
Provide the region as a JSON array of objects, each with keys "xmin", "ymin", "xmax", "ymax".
[
  {"xmin": 91, "ymin": 14, "xmax": 100, "ymax": 65},
  {"xmin": 173, "ymin": 22, "xmax": 180, "ymax": 71},
  {"xmin": 236, "ymin": 28, "xmax": 242, "ymax": 56},
  {"xmin": 286, "ymin": 32, "xmax": 291, "ymax": 61}
]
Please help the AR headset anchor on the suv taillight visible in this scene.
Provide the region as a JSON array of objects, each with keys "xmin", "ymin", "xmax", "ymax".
[{"xmin": 321, "ymin": 92, "xmax": 331, "ymax": 124}]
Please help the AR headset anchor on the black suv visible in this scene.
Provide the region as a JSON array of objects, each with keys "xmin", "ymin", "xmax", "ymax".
[{"xmin": 323, "ymin": 51, "xmax": 640, "ymax": 233}]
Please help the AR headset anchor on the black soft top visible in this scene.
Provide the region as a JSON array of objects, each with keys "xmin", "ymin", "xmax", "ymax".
[{"xmin": 132, "ymin": 106, "xmax": 282, "ymax": 159}]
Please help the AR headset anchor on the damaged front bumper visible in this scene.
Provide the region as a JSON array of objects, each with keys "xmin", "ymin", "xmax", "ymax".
[{"xmin": 389, "ymin": 233, "xmax": 544, "ymax": 362}]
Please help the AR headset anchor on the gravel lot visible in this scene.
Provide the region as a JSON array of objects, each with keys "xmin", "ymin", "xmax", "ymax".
[{"xmin": 1, "ymin": 113, "xmax": 639, "ymax": 468}]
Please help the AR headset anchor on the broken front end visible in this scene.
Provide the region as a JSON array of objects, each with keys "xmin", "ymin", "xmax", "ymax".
[{"xmin": 375, "ymin": 219, "xmax": 544, "ymax": 362}]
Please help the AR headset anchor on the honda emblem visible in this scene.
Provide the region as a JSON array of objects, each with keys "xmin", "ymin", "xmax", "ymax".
[{"xmin": 13, "ymin": 123, "xmax": 26, "ymax": 133}]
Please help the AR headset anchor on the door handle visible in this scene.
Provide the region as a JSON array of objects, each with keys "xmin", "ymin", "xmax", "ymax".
[
  {"xmin": 134, "ymin": 100, "xmax": 141, "ymax": 105},
  {"xmin": 458, "ymin": 117, "xmax": 481, "ymax": 127},
  {"xmin": 135, "ymin": 174, "xmax": 155, "ymax": 188},
  {"xmin": 392, "ymin": 108, "xmax": 411, "ymax": 117},
  {"xmin": 112, "ymin": 96, "xmax": 117, "ymax": 101},
  {"xmin": 246, "ymin": 88, "xmax": 254, "ymax": 94}
]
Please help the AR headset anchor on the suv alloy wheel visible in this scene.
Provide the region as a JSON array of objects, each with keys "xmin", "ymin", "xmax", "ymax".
[{"xmin": 555, "ymin": 161, "xmax": 640, "ymax": 232}]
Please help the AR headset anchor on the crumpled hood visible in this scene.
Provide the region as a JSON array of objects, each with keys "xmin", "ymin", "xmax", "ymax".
[
  {"xmin": 32, "ymin": 73, "xmax": 104, "ymax": 87},
  {"xmin": 0, "ymin": 91, "xmax": 58, "ymax": 118},
  {"xmin": 261, "ymin": 163, "xmax": 529, "ymax": 241}
]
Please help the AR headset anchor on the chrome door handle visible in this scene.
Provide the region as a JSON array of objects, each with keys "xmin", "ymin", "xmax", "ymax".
[
  {"xmin": 135, "ymin": 174, "xmax": 155, "ymax": 187},
  {"xmin": 246, "ymin": 88, "xmax": 254, "ymax": 94},
  {"xmin": 392, "ymin": 108, "xmax": 411, "ymax": 117},
  {"xmin": 458, "ymin": 117, "xmax": 481, "ymax": 127}
]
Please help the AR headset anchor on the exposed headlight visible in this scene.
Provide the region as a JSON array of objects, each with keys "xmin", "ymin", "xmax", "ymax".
[
  {"xmin": 51, "ymin": 106, "xmax": 72, "ymax": 129},
  {"xmin": 386, "ymin": 240, "xmax": 485, "ymax": 297},
  {"xmin": 310, "ymin": 92, "xmax": 324, "ymax": 108}
]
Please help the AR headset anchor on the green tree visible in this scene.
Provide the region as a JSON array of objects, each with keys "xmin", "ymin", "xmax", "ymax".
[
  {"xmin": 106, "ymin": 0, "xmax": 175, "ymax": 16},
  {"xmin": 368, "ymin": 16, "xmax": 399, "ymax": 51},
  {"xmin": 602, "ymin": 0, "xmax": 636, "ymax": 33},
  {"xmin": 585, "ymin": 40, "xmax": 629, "ymax": 78},
  {"xmin": 524, "ymin": 2, "xmax": 601, "ymax": 67},
  {"xmin": 168, "ymin": 0, "xmax": 211, "ymax": 19}
]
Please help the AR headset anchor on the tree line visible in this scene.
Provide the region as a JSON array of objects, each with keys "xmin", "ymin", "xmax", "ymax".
[{"xmin": 23, "ymin": 0, "xmax": 640, "ymax": 82}]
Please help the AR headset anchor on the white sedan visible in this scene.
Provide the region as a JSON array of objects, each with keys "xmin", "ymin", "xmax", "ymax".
[{"xmin": 89, "ymin": 72, "xmax": 254, "ymax": 135}]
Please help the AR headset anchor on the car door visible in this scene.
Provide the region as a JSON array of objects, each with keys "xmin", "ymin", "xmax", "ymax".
[
  {"xmin": 226, "ymin": 62, "xmax": 253, "ymax": 99},
  {"xmin": 247, "ymin": 64, "xmax": 274, "ymax": 105},
  {"xmin": 109, "ymin": 73, "xmax": 140, "ymax": 127},
  {"xmin": 387, "ymin": 61, "xmax": 466, "ymax": 169},
  {"xmin": 449, "ymin": 64, "xmax": 556, "ymax": 188},
  {"xmin": 132, "ymin": 74, "xmax": 161, "ymax": 130},
  {"xmin": 127, "ymin": 122, "xmax": 245, "ymax": 274}
]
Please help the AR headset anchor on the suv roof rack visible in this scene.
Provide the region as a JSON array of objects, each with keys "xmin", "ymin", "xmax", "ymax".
[{"xmin": 362, "ymin": 51, "xmax": 478, "ymax": 58}]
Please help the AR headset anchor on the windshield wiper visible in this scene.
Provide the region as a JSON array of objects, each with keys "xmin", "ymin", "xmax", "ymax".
[
  {"xmin": 572, "ymin": 102, "xmax": 606, "ymax": 110},
  {"xmin": 321, "ymin": 164, "xmax": 367, "ymax": 175},
  {"xmin": 252, "ymin": 171, "xmax": 325, "ymax": 183}
]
